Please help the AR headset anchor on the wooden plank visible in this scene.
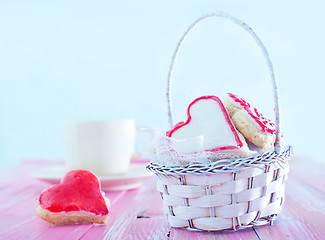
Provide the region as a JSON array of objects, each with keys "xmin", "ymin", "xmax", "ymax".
[
  {"xmin": 34, "ymin": 224, "xmax": 94, "ymax": 240},
  {"xmin": 2, "ymin": 159, "xmax": 325, "ymax": 239},
  {"xmin": 0, "ymin": 161, "xmax": 56, "ymax": 239},
  {"xmin": 289, "ymin": 158, "xmax": 325, "ymax": 194},
  {"xmin": 0, "ymin": 187, "xmax": 124, "ymax": 239},
  {"xmin": 169, "ymin": 227, "xmax": 259, "ymax": 240},
  {"xmin": 0, "ymin": 215, "xmax": 52, "ymax": 240},
  {"xmin": 81, "ymin": 177, "xmax": 171, "ymax": 240},
  {"xmin": 0, "ymin": 162, "xmax": 127, "ymax": 240},
  {"xmin": 0, "ymin": 191, "xmax": 54, "ymax": 239},
  {"xmin": 253, "ymin": 167, "xmax": 325, "ymax": 240},
  {"xmin": 118, "ymin": 215, "xmax": 170, "ymax": 240},
  {"xmin": 80, "ymin": 189, "xmax": 140, "ymax": 239}
]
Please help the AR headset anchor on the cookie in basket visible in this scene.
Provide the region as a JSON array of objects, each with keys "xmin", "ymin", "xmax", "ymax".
[
  {"xmin": 147, "ymin": 12, "xmax": 294, "ymax": 232},
  {"xmin": 166, "ymin": 95, "xmax": 252, "ymax": 159},
  {"xmin": 36, "ymin": 170, "xmax": 109, "ymax": 225},
  {"xmin": 223, "ymin": 93, "xmax": 276, "ymax": 149}
]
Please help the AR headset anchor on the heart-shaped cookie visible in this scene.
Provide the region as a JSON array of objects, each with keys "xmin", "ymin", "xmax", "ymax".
[
  {"xmin": 36, "ymin": 170, "xmax": 109, "ymax": 225},
  {"xmin": 167, "ymin": 96, "xmax": 247, "ymax": 154}
]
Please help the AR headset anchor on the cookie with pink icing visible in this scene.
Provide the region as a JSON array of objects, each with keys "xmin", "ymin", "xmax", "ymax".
[
  {"xmin": 36, "ymin": 170, "xmax": 109, "ymax": 225},
  {"xmin": 223, "ymin": 93, "xmax": 276, "ymax": 149},
  {"xmin": 166, "ymin": 96, "xmax": 251, "ymax": 158}
]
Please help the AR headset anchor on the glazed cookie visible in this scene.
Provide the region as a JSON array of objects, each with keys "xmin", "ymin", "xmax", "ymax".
[
  {"xmin": 224, "ymin": 93, "xmax": 276, "ymax": 149},
  {"xmin": 166, "ymin": 95, "xmax": 252, "ymax": 158},
  {"xmin": 36, "ymin": 170, "xmax": 109, "ymax": 225}
]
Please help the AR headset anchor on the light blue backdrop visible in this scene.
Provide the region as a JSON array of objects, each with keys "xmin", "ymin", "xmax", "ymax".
[{"xmin": 1, "ymin": 0, "xmax": 324, "ymax": 168}]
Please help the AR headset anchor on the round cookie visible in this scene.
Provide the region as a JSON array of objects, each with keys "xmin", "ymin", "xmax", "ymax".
[
  {"xmin": 231, "ymin": 110, "xmax": 275, "ymax": 149},
  {"xmin": 224, "ymin": 93, "xmax": 276, "ymax": 149}
]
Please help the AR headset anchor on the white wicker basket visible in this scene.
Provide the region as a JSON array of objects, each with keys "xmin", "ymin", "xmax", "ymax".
[{"xmin": 147, "ymin": 12, "xmax": 293, "ymax": 232}]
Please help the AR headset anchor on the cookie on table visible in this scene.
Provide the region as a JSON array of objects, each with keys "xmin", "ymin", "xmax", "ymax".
[
  {"xmin": 223, "ymin": 93, "xmax": 276, "ymax": 149},
  {"xmin": 36, "ymin": 170, "xmax": 109, "ymax": 225}
]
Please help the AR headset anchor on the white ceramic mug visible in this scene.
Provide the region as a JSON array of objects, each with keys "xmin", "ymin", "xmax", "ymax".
[{"xmin": 62, "ymin": 119, "xmax": 136, "ymax": 176}]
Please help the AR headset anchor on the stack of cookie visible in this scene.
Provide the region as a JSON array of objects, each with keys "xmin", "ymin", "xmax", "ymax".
[{"xmin": 166, "ymin": 93, "xmax": 276, "ymax": 160}]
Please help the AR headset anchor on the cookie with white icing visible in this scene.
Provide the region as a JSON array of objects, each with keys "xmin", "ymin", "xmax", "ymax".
[
  {"xmin": 223, "ymin": 93, "xmax": 276, "ymax": 149},
  {"xmin": 166, "ymin": 95, "xmax": 251, "ymax": 158}
]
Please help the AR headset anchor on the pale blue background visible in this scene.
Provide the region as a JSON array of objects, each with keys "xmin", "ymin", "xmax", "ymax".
[{"xmin": 0, "ymin": 0, "xmax": 324, "ymax": 168}]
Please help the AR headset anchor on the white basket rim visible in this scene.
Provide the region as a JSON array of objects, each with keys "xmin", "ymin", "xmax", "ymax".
[{"xmin": 147, "ymin": 145, "xmax": 293, "ymax": 176}]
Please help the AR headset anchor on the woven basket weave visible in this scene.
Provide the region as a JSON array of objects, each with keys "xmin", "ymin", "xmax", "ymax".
[{"xmin": 147, "ymin": 12, "xmax": 293, "ymax": 231}]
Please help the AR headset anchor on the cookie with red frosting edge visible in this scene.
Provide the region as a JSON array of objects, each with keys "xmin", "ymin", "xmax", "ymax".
[
  {"xmin": 36, "ymin": 170, "xmax": 109, "ymax": 225},
  {"xmin": 166, "ymin": 95, "xmax": 251, "ymax": 158},
  {"xmin": 223, "ymin": 93, "xmax": 276, "ymax": 149}
]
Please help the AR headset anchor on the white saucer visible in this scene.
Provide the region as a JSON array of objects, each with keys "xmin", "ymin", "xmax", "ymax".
[{"xmin": 32, "ymin": 163, "xmax": 154, "ymax": 191}]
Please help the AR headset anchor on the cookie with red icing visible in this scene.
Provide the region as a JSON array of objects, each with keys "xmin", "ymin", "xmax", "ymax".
[
  {"xmin": 36, "ymin": 170, "xmax": 109, "ymax": 225},
  {"xmin": 166, "ymin": 96, "xmax": 251, "ymax": 158},
  {"xmin": 223, "ymin": 93, "xmax": 276, "ymax": 149}
]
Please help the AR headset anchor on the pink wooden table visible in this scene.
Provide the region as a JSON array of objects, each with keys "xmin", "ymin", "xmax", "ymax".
[{"xmin": 0, "ymin": 158, "xmax": 324, "ymax": 240}]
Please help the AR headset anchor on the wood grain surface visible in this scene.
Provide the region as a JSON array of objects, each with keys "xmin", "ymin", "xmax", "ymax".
[{"xmin": 0, "ymin": 158, "xmax": 324, "ymax": 240}]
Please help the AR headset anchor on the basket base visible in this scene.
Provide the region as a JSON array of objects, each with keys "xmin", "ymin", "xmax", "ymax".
[
  {"xmin": 173, "ymin": 215, "xmax": 277, "ymax": 232},
  {"xmin": 150, "ymin": 147, "xmax": 292, "ymax": 232}
]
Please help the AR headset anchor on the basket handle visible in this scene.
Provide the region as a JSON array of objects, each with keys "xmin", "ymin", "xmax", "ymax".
[{"xmin": 166, "ymin": 12, "xmax": 282, "ymax": 154}]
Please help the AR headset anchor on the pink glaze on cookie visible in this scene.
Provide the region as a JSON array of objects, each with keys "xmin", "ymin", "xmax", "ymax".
[
  {"xmin": 227, "ymin": 93, "xmax": 275, "ymax": 135},
  {"xmin": 166, "ymin": 96, "xmax": 243, "ymax": 151},
  {"xmin": 38, "ymin": 170, "xmax": 108, "ymax": 216}
]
